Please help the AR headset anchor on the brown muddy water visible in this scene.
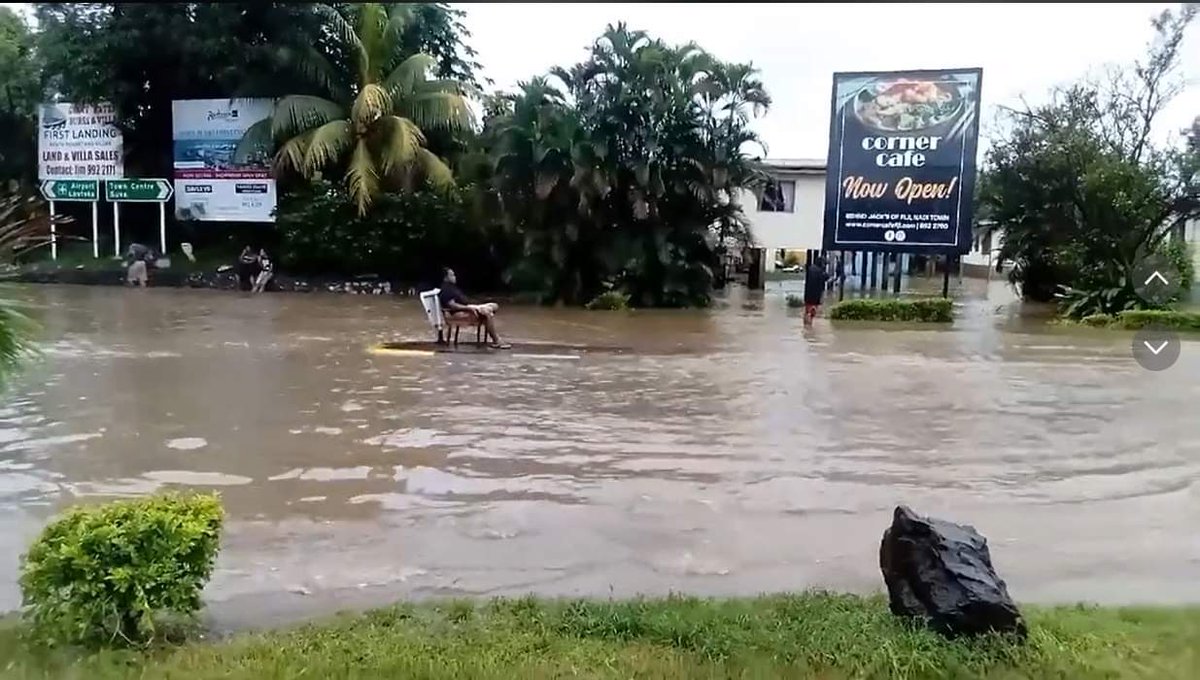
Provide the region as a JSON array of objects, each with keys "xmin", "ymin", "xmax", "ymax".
[{"xmin": 0, "ymin": 282, "xmax": 1197, "ymax": 629}]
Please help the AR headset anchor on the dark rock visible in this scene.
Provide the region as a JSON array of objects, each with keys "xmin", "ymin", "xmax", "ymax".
[{"xmin": 879, "ymin": 505, "xmax": 1026, "ymax": 639}]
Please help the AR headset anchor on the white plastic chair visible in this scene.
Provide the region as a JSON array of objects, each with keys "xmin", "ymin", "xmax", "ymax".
[{"xmin": 418, "ymin": 288, "xmax": 482, "ymax": 345}]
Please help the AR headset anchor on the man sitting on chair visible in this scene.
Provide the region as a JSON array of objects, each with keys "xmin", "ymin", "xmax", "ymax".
[{"xmin": 439, "ymin": 267, "xmax": 511, "ymax": 349}]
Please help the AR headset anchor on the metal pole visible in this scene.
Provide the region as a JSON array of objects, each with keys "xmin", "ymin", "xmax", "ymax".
[
  {"xmin": 838, "ymin": 253, "xmax": 846, "ymax": 302},
  {"xmin": 158, "ymin": 202, "xmax": 166, "ymax": 255},
  {"xmin": 49, "ymin": 200, "xmax": 57, "ymax": 261},
  {"xmin": 892, "ymin": 253, "xmax": 902, "ymax": 294},
  {"xmin": 91, "ymin": 202, "xmax": 99, "ymax": 258},
  {"xmin": 869, "ymin": 252, "xmax": 878, "ymax": 290},
  {"xmin": 859, "ymin": 251, "xmax": 868, "ymax": 290},
  {"xmin": 113, "ymin": 203, "xmax": 120, "ymax": 257},
  {"xmin": 941, "ymin": 255, "xmax": 951, "ymax": 298}
]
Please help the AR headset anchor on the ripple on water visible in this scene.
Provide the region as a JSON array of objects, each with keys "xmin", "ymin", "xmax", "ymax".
[
  {"xmin": 363, "ymin": 428, "xmax": 479, "ymax": 449},
  {"xmin": 269, "ymin": 466, "xmax": 373, "ymax": 482},
  {"xmin": 3, "ymin": 431, "xmax": 102, "ymax": 452},
  {"xmin": 143, "ymin": 470, "xmax": 254, "ymax": 486},
  {"xmin": 166, "ymin": 437, "xmax": 208, "ymax": 450}
]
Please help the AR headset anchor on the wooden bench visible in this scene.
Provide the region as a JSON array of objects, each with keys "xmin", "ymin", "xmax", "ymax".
[{"xmin": 419, "ymin": 288, "xmax": 484, "ymax": 345}]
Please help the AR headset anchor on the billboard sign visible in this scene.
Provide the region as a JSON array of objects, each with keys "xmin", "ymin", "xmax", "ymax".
[
  {"xmin": 37, "ymin": 102, "xmax": 124, "ymax": 180},
  {"xmin": 172, "ymin": 98, "xmax": 276, "ymax": 222},
  {"xmin": 822, "ymin": 68, "xmax": 983, "ymax": 253}
]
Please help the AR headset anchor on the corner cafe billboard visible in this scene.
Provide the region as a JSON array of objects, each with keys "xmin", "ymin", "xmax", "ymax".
[{"xmin": 822, "ymin": 68, "xmax": 982, "ymax": 253}]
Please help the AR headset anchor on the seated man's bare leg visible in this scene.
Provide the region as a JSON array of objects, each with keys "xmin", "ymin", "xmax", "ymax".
[{"xmin": 484, "ymin": 316, "xmax": 499, "ymax": 344}]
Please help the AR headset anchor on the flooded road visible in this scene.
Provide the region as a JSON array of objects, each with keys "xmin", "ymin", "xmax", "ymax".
[{"xmin": 1, "ymin": 283, "xmax": 1197, "ymax": 628}]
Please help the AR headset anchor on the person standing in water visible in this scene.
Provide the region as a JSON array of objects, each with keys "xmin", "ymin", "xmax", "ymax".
[
  {"xmin": 803, "ymin": 256, "xmax": 829, "ymax": 326},
  {"xmin": 251, "ymin": 249, "xmax": 274, "ymax": 293}
]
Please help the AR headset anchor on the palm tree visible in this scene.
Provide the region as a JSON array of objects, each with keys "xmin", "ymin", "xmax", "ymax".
[
  {"xmin": 237, "ymin": 3, "xmax": 473, "ymax": 214},
  {"xmin": 488, "ymin": 24, "xmax": 771, "ymax": 307}
]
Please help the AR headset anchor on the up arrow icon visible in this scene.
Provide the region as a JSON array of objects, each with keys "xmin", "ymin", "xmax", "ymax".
[{"xmin": 1144, "ymin": 271, "xmax": 1169, "ymax": 286}]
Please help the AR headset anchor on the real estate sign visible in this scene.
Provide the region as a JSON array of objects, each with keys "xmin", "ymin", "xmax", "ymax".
[
  {"xmin": 822, "ymin": 68, "xmax": 983, "ymax": 253},
  {"xmin": 172, "ymin": 98, "xmax": 276, "ymax": 222},
  {"xmin": 37, "ymin": 102, "xmax": 125, "ymax": 180}
]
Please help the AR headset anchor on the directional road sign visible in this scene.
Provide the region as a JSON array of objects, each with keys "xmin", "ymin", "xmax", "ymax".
[
  {"xmin": 40, "ymin": 179, "xmax": 99, "ymax": 202},
  {"xmin": 106, "ymin": 178, "xmax": 173, "ymax": 202}
]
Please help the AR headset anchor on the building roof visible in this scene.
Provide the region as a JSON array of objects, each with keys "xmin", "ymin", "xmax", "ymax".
[{"xmin": 759, "ymin": 158, "xmax": 826, "ymax": 174}]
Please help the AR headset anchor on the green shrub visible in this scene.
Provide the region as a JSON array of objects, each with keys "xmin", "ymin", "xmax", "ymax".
[
  {"xmin": 19, "ymin": 493, "xmax": 224, "ymax": 647},
  {"xmin": 1080, "ymin": 313, "xmax": 1116, "ymax": 327},
  {"xmin": 829, "ymin": 298, "xmax": 953, "ymax": 323},
  {"xmin": 785, "ymin": 294, "xmax": 804, "ymax": 309},
  {"xmin": 1115, "ymin": 309, "xmax": 1200, "ymax": 331},
  {"xmin": 584, "ymin": 290, "xmax": 631, "ymax": 311},
  {"xmin": 275, "ymin": 179, "xmax": 506, "ymax": 287}
]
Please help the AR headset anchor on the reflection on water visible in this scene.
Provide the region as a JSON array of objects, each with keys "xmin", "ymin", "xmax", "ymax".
[{"xmin": 1, "ymin": 282, "xmax": 1198, "ymax": 627}]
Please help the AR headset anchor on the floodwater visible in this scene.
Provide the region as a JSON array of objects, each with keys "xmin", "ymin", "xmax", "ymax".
[{"xmin": 1, "ymin": 281, "xmax": 1198, "ymax": 629}]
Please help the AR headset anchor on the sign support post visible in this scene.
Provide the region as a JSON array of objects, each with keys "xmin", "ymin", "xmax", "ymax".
[
  {"xmin": 48, "ymin": 200, "xmax": 57, "ymax": 260},
  {"xmin": 91, "ymin": 203, "xmax": 99, "ymax": 258},
  {"xmin": 104, "ymin": 178, "xmax": 174, "ymax": 256},
  {"xmin": 159, "ymin": 202, "xmax": 167, "ymax": 254},
  {"xmin": 113, "ymin": 201, "xmax": 120, "ymax": 258}
]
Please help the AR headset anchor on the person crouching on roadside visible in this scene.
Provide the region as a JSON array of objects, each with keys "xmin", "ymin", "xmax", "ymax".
[
  {"xmin": 236, "ymin": 245, "xmax": 259, "ymax": 292},
  {"xmin": 124, "ymin": 242, "xmax": 154, "ymax": 287}
]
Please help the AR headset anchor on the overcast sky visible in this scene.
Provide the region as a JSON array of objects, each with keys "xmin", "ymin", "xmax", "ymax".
[
  {"xmin": 461, "ymin": 2, "xmax": 1200, "ymax": 158},
  {"xmin": 5, "ymin": 2, "xmax": 1197, "ymax": 159}
]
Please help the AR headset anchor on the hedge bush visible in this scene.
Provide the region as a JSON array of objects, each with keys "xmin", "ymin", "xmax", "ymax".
[
  {"xmin": 275, "ymin": 178, "xmax": 506, "ymax": 289},
  {"xmin": 1115, "ymin": 309, "xmax": 1200, "ymax": 331},
  {"xmin": 584, "ymin": 291, "xmax": 631, "ymax": 311},
  {"xmin": 828, "ymin": 298, "xmax": 953, "ymax": 323},
  {"xmin": 19, "ymin": 493, "xmax": 224, "ymax": 647}
]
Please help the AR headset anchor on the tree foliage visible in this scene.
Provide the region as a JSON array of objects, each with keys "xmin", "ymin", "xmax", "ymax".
[
  {"xmin": 980, "ymin": 3, "xmax": 1198, "ymax": 314},
  {"xmin": 33, "ymin": 2, "xmax": 477, "ymax": 182},
  {"xmin": 236, "ymin": 3, "xmax": 473, "ymax": 215},
  {"xmin": 275, "ymin": 177, "xmax": 503, "ymax": 286},
  {"xmin": 482, "ymin": 24, "xmax": 769, "ymax": 307},
  {"xmin": 34, "ymin": 2, "xmax": 332, "ymax": 177},
  {"xmin": 0, "ymin": 7, "xmax": 38, "ymax": 184}
]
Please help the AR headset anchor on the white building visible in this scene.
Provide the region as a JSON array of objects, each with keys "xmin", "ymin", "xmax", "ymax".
[
  {"xmin": 740, "ymin": 158, "xmax": 912, "ymax": 278},
  {"xmin": 739, "ymin": 158, "xmax": 826, "ymax": 267}
]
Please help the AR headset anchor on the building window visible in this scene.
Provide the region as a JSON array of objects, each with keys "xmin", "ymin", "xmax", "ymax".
[{"xmin": 758, "ymin": 179, "xmax": 795, "ymax": 213}]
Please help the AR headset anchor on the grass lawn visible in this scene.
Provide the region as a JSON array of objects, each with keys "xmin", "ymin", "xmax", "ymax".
[{"xmin": 1, "ymin": 593, "xmax": 1196, "ymax": 679}]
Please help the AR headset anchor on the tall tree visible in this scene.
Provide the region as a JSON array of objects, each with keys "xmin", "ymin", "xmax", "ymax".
[
  {"xmin": 0, "ymin": 7, "xmax": 39, "ymax": 185},
  {"xmin": 488, "ymin": 24, "xmax": 769, "ymax": 307},
  {"xmin": 980, "ymin": 3, "xmax": 1198, "ymax": 312},
  {"xmin": 237, "ymin": 3, "xmax": 473, "ymax": 215},
  {"xmin": 34, "ymin": 2, "xmax": 330, "ymax": 177}
]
